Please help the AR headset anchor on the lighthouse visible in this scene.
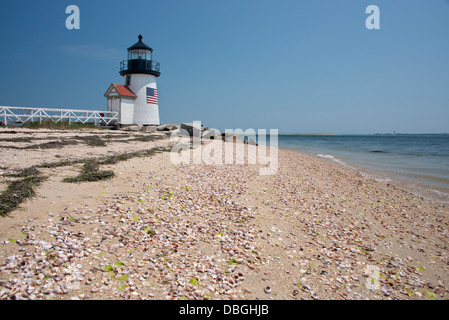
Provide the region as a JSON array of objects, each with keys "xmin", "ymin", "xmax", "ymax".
[{"xmin": 105, "ymin": 35, "xmax": 161, "ymax": 126}]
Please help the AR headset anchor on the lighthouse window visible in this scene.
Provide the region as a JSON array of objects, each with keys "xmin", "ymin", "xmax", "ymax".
[
  {"xmin": 125, "ymin": 75, "xmax": 131, "ymax": 86},
  {"xmin": 130, "ymin": 49, "xmax": 145, "ymax": 60}
]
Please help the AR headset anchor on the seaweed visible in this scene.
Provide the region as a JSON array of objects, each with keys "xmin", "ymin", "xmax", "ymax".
[
  {"xmin": 63, "ymin": 160, "xmax": 115, "ymax": 183},
  {"xmin": 25, "ymin": 139, "xmax": 78, "ymax": 150},
  {"xmin": 22, "ymin": 120, "xmax": 101, "ymax": 130},
  {"xmin": 128, "ymin": 135, "xmax": 165, "ymax": 143},
  {"xmin": 98, "ymin": 146, "xmax": 171, "ymax": 165},
  {"xmin": 0, "ymin": 137, "xmax": 33, "ymax": 143},
  {"xmin": 75, "ymin": 135, "xmax": 107, "ymax": 147},
  {"xmin": 0, "ymin": 173, "xmax": 47, "ymax": 216},
  {"xmin": 5, "ymin": 166, "xmax": 40, "ymax": 178},
  {"xmin": 0, "ymin": 145, "xmax": 171, "ymax": 215}
]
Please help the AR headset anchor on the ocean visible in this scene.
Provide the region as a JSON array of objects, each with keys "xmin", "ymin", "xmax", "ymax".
[{"xmin": 272, "ymin": 134, "xmax": 449, "ymax": 198}]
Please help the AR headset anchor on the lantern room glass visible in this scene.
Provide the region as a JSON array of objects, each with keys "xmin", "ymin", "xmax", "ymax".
[{"xmin": 128, "ymin": 49, "xmax": 152, "ymax": 60}]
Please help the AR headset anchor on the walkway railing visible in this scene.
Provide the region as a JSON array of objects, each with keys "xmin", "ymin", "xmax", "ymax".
[{"xmin": 0, "ymin": 106, "xmax": 118, "ymax": 126}]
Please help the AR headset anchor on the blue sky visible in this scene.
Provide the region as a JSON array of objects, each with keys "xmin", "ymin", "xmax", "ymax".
[{"xmin": 0, "ymin": 0, "xmax": 448, "ymax": 134}]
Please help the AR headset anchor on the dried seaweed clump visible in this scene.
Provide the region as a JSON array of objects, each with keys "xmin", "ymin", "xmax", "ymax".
[{"xmin": 63, "ymin": 160, "xmax": 115, "ymax": 183}]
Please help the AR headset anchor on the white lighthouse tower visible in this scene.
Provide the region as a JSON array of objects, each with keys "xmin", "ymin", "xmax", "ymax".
[{"xmin": 105, "ymin": 35, "xmax": 161, "ymax": 126}]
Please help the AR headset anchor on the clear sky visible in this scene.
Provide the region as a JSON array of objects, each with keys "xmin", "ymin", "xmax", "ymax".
[{"xmin": 0, "ymin": 0, "xmax": 448, "ymax": 134}]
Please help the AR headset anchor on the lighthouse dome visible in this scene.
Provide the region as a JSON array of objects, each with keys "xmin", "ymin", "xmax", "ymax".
[
  {"xmin": 120, "ymin": 35, "xmax": 160, "ymax": 77},
  {"xmin": 128, "ymin": 34, "xmax": 153, "ymax": 51}
]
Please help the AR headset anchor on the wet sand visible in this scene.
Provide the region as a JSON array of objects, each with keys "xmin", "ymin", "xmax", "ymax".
[{"xmin": 0, "ymin": 128, "xmax": 448, "ymax": 300}]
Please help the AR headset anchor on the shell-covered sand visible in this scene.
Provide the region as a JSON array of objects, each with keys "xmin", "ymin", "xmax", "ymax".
[{"xmin": 0, "ymin": 128, "xmax": 448, "ymax": 300}]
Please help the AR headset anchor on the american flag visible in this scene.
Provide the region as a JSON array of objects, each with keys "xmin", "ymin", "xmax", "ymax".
[{"xmin": 146, "ymin": 87, "xmax": 158, "ymax": 105}]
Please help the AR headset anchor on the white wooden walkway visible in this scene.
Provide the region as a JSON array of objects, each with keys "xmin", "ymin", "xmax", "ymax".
[{"xmin": 0, "ymin": 106, "xmax": 118, "ymax": 126}]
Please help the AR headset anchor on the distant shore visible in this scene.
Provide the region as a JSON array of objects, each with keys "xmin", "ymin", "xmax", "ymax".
[{"xmin": 0, "ymin": 128, "xmax": 448, "ymax": 300}]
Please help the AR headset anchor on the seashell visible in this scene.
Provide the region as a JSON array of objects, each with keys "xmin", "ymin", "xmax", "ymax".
[
  {"xmin": 164, "ymin": 275, "xmax": 174, "ymax": 282},
  {"xmin": 264, "ymin": 286, "xmax": 271, "ymax": 294},
  {"xmin": 53, "ymin": 285, "xmax": 64, "ymax": 294},
  {"xmin": 91, "ymin": 287, "xmax": 99, "ymax": 293},
  {"xmin": 27, "ymin": 286, "xmax": 36, "ymax": 294}
]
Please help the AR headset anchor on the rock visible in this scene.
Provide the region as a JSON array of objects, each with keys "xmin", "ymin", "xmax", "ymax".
[
  {"xmin": 167, "ymin": 129, "xmax": 182, "ymax": 136},
  {"xmin": 155, "ymin": 124, "xmax": 167, "ymax": 131},
  {"xmin": 156, "ymin": 124, "xmax": 179, "ymax": 131},
  {"xmin": 248, "ymin": 138, "xmax": 258, "ymax": 146},
  {"xmin": 223, "ymin": 133, "xmax": 245, "ymax": 144},
  {"xmin": 180, "ymin": 123, "xmax": 200, "ymax": 136},
  {"xmin": 141, "ymin": 126, "xmax": 157, "ymax": 133},
  {"xmin": 201, "ymin": 129, "xmax": 221, "ymax": 140},
  {"xmin": 121, "ymin": 125, "xmax": 141, "ymax": 132}
]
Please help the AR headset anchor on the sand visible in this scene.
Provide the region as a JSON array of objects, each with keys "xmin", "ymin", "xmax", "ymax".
[{"xmin": 0, "ymin": 128, "xmax": 448, "ymax": 300}]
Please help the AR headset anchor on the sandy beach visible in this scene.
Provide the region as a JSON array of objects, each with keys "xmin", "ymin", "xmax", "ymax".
[{"xmin": 0, "ymin": 128, "xmax": 448, "ymax": 300}]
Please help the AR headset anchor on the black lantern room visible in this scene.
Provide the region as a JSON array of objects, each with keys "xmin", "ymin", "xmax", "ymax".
[{"xmin": 119, "ymin": 35, "xmax": 161, "ymax": 78}]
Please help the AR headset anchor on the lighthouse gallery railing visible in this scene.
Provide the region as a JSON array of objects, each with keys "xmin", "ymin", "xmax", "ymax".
[
  {"xmin": 0, "ymin": 106, "xmax": 118, "ymax": 126},
  {"xmin": 120, "ymin": 60, "xmax": 160, "ymax": 73}
]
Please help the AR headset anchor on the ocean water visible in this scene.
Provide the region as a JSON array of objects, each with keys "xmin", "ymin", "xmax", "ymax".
[{"xmin": 273, "ymin": 134, "xmax": 449, "ymax": 197}]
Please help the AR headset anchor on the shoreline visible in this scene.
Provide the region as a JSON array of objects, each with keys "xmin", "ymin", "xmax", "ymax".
[
  {"xmin": 0, "ymin": 128, "xmax": 448, "ymax": 300},
  {"xmin": 278, "ymin": 145, "xmax": 449, "ymax": 205}
]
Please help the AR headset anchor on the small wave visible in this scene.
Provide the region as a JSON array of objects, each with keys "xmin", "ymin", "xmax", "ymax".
[
  {"xmin": 317, "ymin": 154, "xmax": 335, "ymax": 159},
  {"xmin": 317, "ymin": 154, "xmax": 348, "ymax": 167},
  {"xmin": 360, "ymin": 172, "xmax": 392, "ymax": 182},
  {"xmin": 375, "ymin": 178, "xmax": 392, "ymax": 182},
  {"xmin": 430, "ymin": 188, "xmax": 449, "ymax": 201}
]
